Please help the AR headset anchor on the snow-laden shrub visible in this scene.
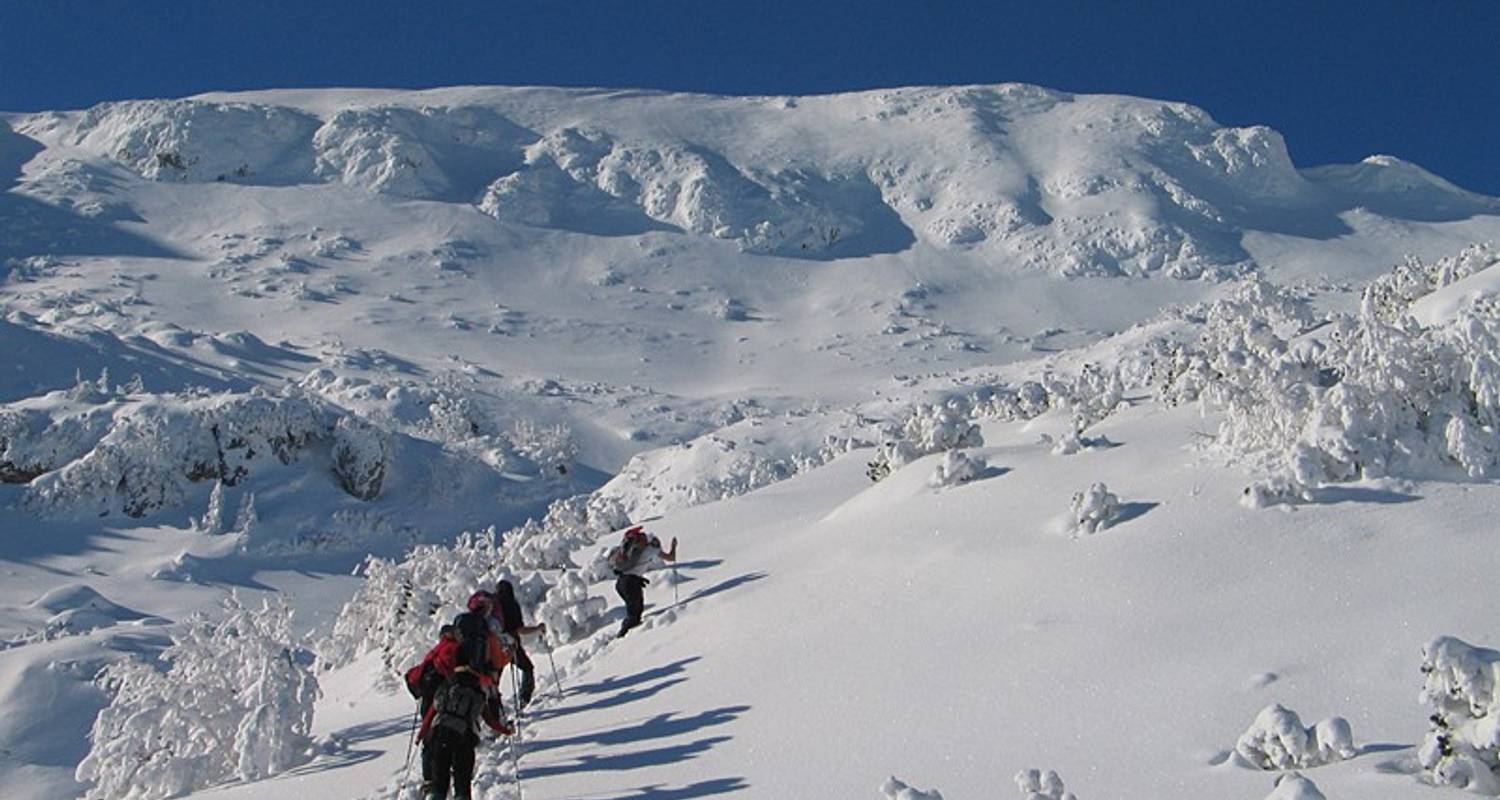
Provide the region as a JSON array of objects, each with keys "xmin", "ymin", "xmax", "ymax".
[
  {"xmin": 1362, "ymin": 244, "xmax": 1499, "ymax": 324},
  {"xmin": 974, "ymin": 380, "xmax": 1053, "ymax": 421},
  {"xmin": 1154, "ymin": 257, "xmax": 1500, "ymax": 497},
  {"xmin": 1067, "ymin": 482, "xmax": 1120, "ymax": 535},
  {"xmin": 331, "ymin": 416, "xmax": 390, "ymax": 501},
  {"xmin": 869, "ymin": 403, "xmax": 983, "ymax": 482},
  {"xmin": 536, "ymin": 569, "xmax": 607, "ymax": 644},
  {"xmin": 1418, "ymin": 636, "xmax": 1500, "ymax": 793},
  {"xmin": 1234, "ymin": 704, "xmax": 1355, "ymax": 770},
  {"xmin": 322, "ymin": 528, "xmax": 503, "ymax": 684},
  {"xmin": 1265, "ymin": 772, "xmax": 1326, "ymax": 800},
  {"xmin": 1014, "ymin": 768, "xmax": 1078, "ymax": 800},
  {"xmin": 1055, "ymin": 362, "xmax": 1125, "ymax": 434},
  {"xmin": 928, "ymin": 449, "xmax": 983, "ymax": 488},
  {"xmin": 880, "ymin": 775, "xmax": 944, "ymax": 800},
  {"xmin": 324, "ymin": 495, "xmax": 624, "ymax": 683},
  {"xmin": 76, "ymin": 594, "xmax": 317, "ymax": 799},
  {"xmin": 500, "ymin": 494, "xmax": 630, "ymax": 571},
  {"xmin": 509, "ymin": 419, "xmax": 578, "ymax": 476}
]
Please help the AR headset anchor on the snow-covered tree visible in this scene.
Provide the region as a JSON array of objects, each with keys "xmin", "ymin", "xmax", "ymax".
[
  {"xmin": 1418, "ymin": 636, "xmax": 1500, "ymax": 793},
  {"xmin": 76, "ymin": 594, "xmax": 318, "ymax": 799},
  {"xmin": 868, "ymin": 403, "xmax": 983, "ymax": 482}
]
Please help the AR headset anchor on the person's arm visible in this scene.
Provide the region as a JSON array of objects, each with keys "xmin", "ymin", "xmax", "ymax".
[{"xmin": 518, "ymin": 622, "xmax": 547, "ymax": 636}]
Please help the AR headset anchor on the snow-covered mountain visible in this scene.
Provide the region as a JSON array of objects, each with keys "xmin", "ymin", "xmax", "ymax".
[{"xmin": 4, "ymin": 84, "xmax": 1500, "ymax": 800}]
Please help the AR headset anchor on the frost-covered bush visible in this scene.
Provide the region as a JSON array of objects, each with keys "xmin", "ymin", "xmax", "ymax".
[
  {"xmin": 1418, "ymin": 636, "xmax": 1500, "ymax": 793},
  {"xmin": 1014, "ymin": 768, "xmax": 1078, "ymax": 800},
  {"xmin": 500, "ymin": 494, "xmax": 630, "ymax": 571},
  {"xmin": 928, "ymin": 449, "xmax": 983, "ymax": 488},
  {"xmin": 76, "ymin": 595, "xmax": 317, "ymax": 799},
  {"xmin": 1234, "ymin": 704, "xmax": 1355, "ymax": 770},
  {"xmin": 331, "ymin": 416, "xmax": 390, "ymax": 500},
  {"xmin": 324, "ymin": 495, "xmax": 625, "ymax": 682},
  {"xmin": 974, "ymin": 380, "xmax": 1053, "ymax": 422},
  {"xmin": 1265, "ymin": 772, "xmax": 1326, "ymax": 800},
  {"xmin": 323, "ymin": 528, "xmax": 503, "ymax": 683},
  {"xmin": 536, "ymin": 569, "xmax": 608, "ymax": 644},
  {"xmin": 880, "ymin": 775, "xmax": 944, "ymax": 800},
  {"xmin": 1362, "ymin": 244, "xmax": 1499, "ymax": 324},
  {"xmin": 869, "ymin": 403, "xmax": 983, "ymax": 482},
  {"xmin": 509, "ymin": 419, "xmax": 578, "ymax": 476},
  {"xmin": 1067, "ymin": 482, "xmax": 1120, "ymax": 535},
  {"xmin": 1152, "ymin": 255, "xmax": 1500, "ymax": 498}
]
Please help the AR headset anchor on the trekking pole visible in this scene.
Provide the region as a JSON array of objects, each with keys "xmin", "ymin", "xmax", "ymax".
[
  {"xmin": 542, "ymin": 633, "xmax": 566, "ymax": 703},
  {"xmin": 509, "ymin": 667, "xmax": 525, "ymax": 799},
  {"xmin": 395, "ymin": 703, "xmax": 420, "ymax": 799}
]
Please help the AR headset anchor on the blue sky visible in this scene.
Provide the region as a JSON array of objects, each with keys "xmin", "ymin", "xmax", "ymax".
[{"xmin": 3, "ymin": 1, "xmax": 1497, "ymax": 193}]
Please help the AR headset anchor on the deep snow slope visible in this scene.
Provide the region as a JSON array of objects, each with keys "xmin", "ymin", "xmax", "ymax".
[{"xmin": 3, "ymin": 82, "xmax": 1500, "ymax": 800}]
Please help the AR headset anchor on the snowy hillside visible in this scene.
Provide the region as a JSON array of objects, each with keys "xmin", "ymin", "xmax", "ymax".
[{"xmin": 3, "ymin": 82, "xmax": 1500, "ymax": 800}]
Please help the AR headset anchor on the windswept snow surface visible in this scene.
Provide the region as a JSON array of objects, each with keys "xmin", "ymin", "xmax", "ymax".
[{"xmin": 2, "ymin": 83, "xmax": 1500, "ymax": 799}]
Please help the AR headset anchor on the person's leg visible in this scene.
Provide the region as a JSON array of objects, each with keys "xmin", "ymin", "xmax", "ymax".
[
  {"xmin": 451, "ymin": 732, "xmax": 478, "ymax": 799},
  {"xmin": 622, "ymin": 575, "xmax": 646, "ymax": 632},
  {"xmin": 428, "ymin": 729, "xmax": 455, "ymax": 799},
  {"xmin": 516, "ymin": 647, "xmax": 536, "ymax": 707}
]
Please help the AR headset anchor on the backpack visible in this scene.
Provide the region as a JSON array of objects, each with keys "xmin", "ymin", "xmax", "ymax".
[
  {"xmin": 608, "ymin": 527, "xmax": 651, "ymax": 574},
  {"xmin": 431, "ymin": 674, "xmax": 486, "ymax": 735},
  {"xmin": 452, "ymin": 610, "xmax": 492, "ymax": 673}
]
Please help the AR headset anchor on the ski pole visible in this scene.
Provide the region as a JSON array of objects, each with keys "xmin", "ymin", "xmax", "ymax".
[
  {"xmin": 542, "ymin": 634, "xmax": 566, "ymax": 702},
  {"xmin": 671, "ymin": 563, "xmax": 680, "ymax": 605},
  {"xmin": 510, "ymin": 666, "xmax": 525, "ymax": 799},
  {"xmin": 396, "ymin": 703, "xmax": 420, "ymax": 799}
]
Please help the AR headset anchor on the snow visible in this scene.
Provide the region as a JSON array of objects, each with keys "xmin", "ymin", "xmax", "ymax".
[{"xmin": 2, "ymin": 80, "xmax": 1500, "ymax": 800}]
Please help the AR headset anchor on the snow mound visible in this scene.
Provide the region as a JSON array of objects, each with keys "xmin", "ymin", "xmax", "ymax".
[
  {"xmin": 1304, "ymin": 155, "xmax": 1500, "ymax": 221},
  {"xmin": 1234, "ymin": 704, "xmax": 1355, "ymax": 770},
  {"xmin": 27, "ymin": 584, "xmax": 158, "ymax": 637},
  {"xmin": 1265, "ymin": 772, "xmax": 1326, "ymax": 800},
  {"xmin": 601, "ymin": 411, "xmax": 865, "ymax": 519},
  {"xmin": 881, "ymin": 775, "xmax": 944, "ymax": 800}
]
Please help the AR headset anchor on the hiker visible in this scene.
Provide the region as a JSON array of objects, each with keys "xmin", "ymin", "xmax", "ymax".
[
  {"xmin": 417, "ymin": 668, "xmax": 509, "ymax": 800},
  {"xmin": 608, "ymin": 525, "xmax": 678, "ymax": 637},
  {"xmin": 406, "ymin": 611, "xmax": 512, "ymax": 800},
  {"xmin": 492, "ymin": 579, "xmax": 547, "ymax": 708}
]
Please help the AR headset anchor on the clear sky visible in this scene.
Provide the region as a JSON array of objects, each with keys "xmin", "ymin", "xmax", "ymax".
[{"xmin": 3, "ymin": 1, "xmax": 1498, "ymax": 194}]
